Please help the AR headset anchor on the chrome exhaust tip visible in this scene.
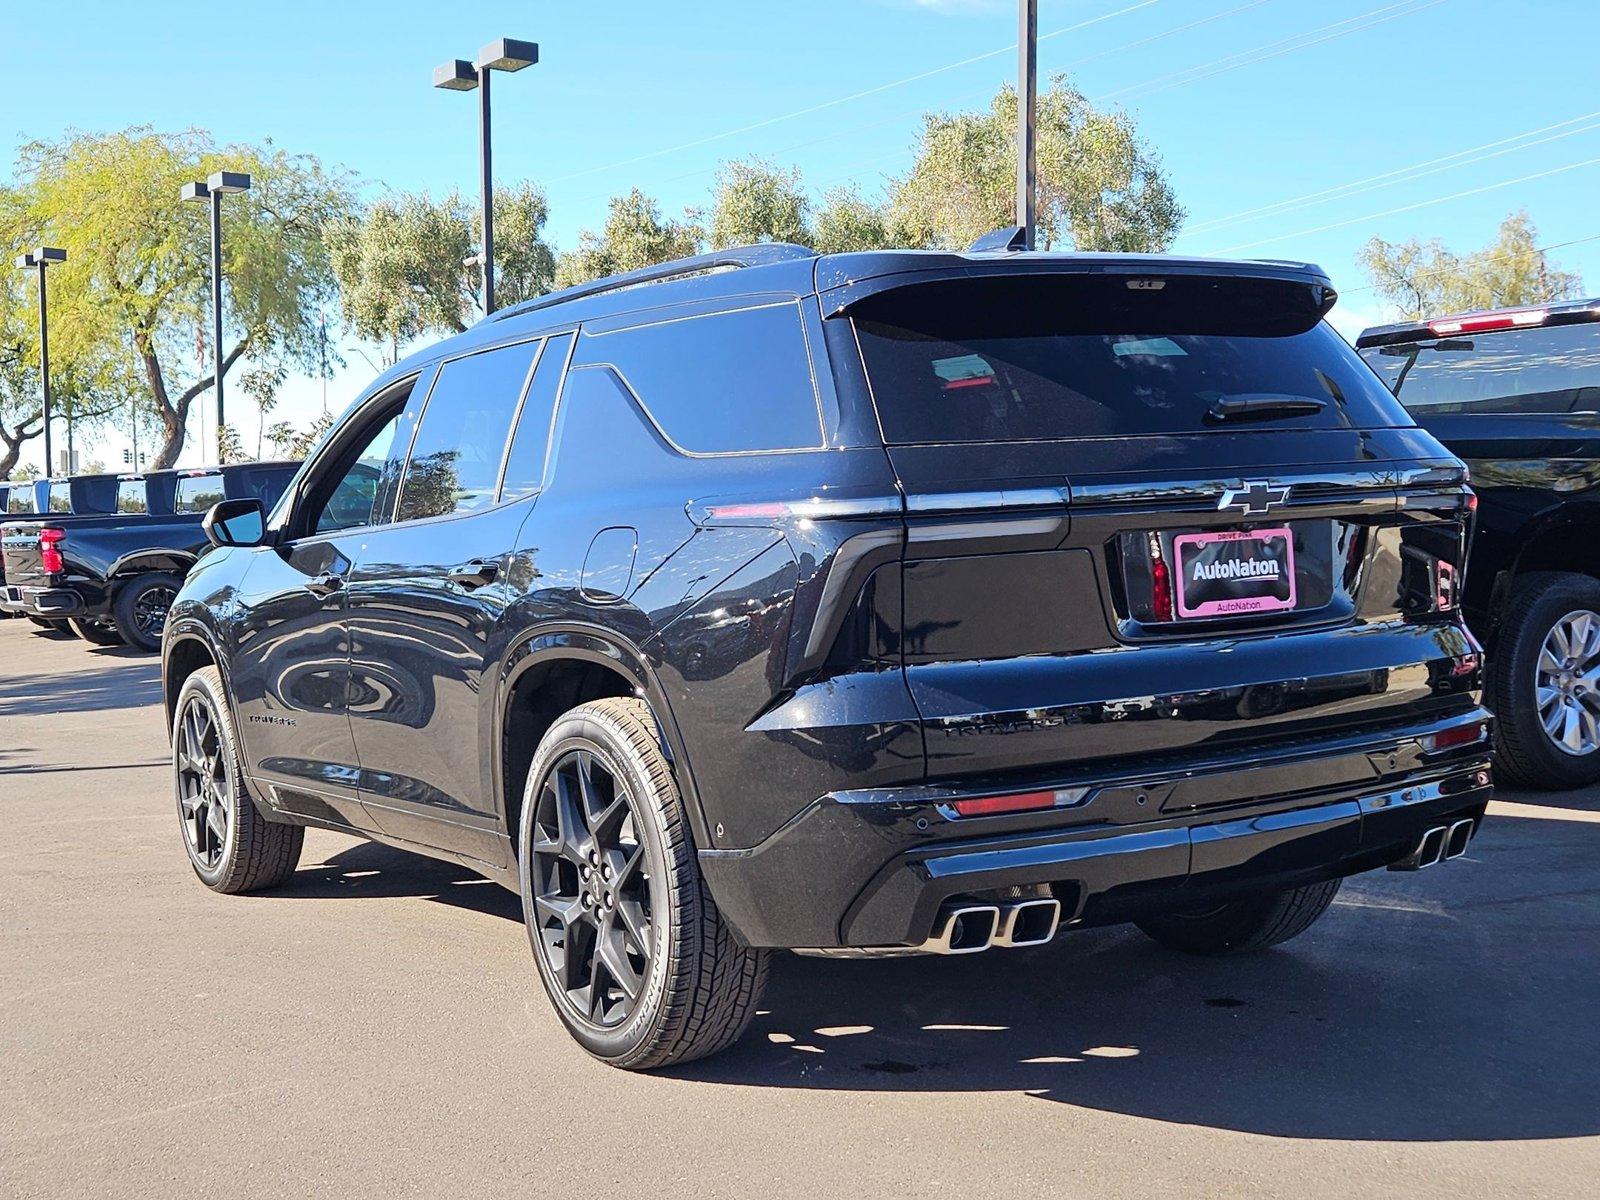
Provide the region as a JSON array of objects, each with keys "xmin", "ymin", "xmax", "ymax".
[
  {"xmin": 1444, "ymin": 817, "xmax": 1475, "ymax": 860},
  {"xmin": 1389, "ymin": 825, "xmax": 1450, "ymax": 871},
  {"xmin": 993, "ymin": 898, "xmax": 1062, "ymax": 949},
  {"xmin": 924, "ymin": 904, "xmax": 1001, "ymax": 955}
]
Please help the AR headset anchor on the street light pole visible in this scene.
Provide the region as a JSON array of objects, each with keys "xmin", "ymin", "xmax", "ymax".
[
  {"xmin": 15, "ymin": 247, "xmax": 66, "ymax": 474},
  {"xmin": 1017, "ymin": 0, "xmax": 1038, "ymax": 250},
  {"xmin": 181, "ymin": 171, "xmax": 251, "ymax": 462},
  {"xmin": 434, "ymin": 37, "xmax": 539, "ymax": 317}
]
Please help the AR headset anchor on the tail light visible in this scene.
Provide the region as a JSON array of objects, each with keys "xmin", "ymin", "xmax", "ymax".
[
  {"xmin": 1150, "ymin": 551, "xmax": 1175, "ymax": 623},
  {"xmin": 39, "ymin": 527, "xmax": 66, "ymax": 575}
]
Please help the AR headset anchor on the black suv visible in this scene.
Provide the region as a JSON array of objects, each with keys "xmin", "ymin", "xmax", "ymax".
[
  {"xmin": 164, "ymin": 244, "xmax": 1491, "ymax": 1069},
  {"xmin": 1359, "ymin": 300, "xmax": 1600, "ymax": 788}
]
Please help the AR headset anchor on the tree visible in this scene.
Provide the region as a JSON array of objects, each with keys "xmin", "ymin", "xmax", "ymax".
[
  {"xmin": 890, "ymin": 75, "xmax": 1183, "ymax": 252},
  {"xmin": 554, "ymin": 189, "xmax": 702, "ymax": 288},
  {"xmin": 812, "ymin": 186, "xmax": 896, "ymax": 254},
  {"xmin": 705, "ymin": 158, "xmax": 810, "ymax": 249},
  {"xmin": 239, "ymin": 364, "xmax": 285, "ymax": 460},
  {"xmin": 1358, "ymin": 212, "xmax": 1584, "ymax": 320},
  {"xmin": 326, "ymin": 182, "xmax": 556, "ymax": 350},
  {"xmin": 10, "ymin": 128, "xmax": 354, "ymax": 468}
]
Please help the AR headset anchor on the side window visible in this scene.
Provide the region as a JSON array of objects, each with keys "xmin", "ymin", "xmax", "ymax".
[
  {"xmin": 174, "ymin": 474, "xmax": 226, "ymax": 513},
  {"xmin": 500, "ymin": 333, "xmax": 574, "ymax": 501},
  {"xmin": 395, "ymin": 340, "xmax": 538, "ymax": 522},
  {"xmin": 313, "ymin": 409, "xmax": 403, "ymax": 534},
  {"xmin": 117, "ymin": 480, "xmax": 149, "ymax": 514},
  {"xmin": 580, "ymin": 303, "xmax": 823, "ymax": 454}
]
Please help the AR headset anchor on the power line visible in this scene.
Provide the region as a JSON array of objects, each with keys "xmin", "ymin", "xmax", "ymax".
[
  {"xmin": 1187, "ymin": 108, "xmax": 1600, "ymax": 234},
  {"xmin": 795, "ymin": 0, "xmax": 1444, "ymax": 201},
  {"xmin": 1212, "ymin": 154, "xmax": 1600, "ymax": 254},
  {"xmin": 597, "ymin": 0, "xmax": 1275, "ymax": 204},
  {"xmin": 547, "ymin": 0, "xmax": 1162, "ymax": 186},
  {"xmin": 1103, "ymin": 0, "xmax": 1446, "ymax": 102}
]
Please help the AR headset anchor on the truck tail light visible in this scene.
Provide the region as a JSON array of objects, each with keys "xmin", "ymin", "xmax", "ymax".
[{"xmin": 39, "ymin": 527, "xmax": 66, "ymax": 575}]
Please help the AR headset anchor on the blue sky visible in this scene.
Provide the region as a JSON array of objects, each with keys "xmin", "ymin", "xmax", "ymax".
[{"xmin": 5, "ymin": 0, "xmax": 1600, "ymax": 470}]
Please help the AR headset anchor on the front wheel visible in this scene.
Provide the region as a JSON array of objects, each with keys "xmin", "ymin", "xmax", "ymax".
[
  {"xmin": 519, "ymin": 696, "xmax": 768, "ymax": 1070},
  {"xmin": 1136, "ymin": 879, "xmax": 1342, "ymax": 955},
  {"xmin": 112, "ymin": 571, "xmax": 182, "ymax": 652}
]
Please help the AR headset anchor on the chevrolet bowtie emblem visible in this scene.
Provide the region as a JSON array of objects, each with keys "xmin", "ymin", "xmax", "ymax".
[{"xmin": 1218, "ymin": 481, "xmax": 1290, "ymax": 516}]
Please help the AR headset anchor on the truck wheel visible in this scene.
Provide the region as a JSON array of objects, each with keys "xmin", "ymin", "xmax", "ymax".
[
  {"xmin": 173, "ymin": 665, "xmax": 304, "ymax": 892},
  {"xmin": 69, "ymin": 618, "xmax": 124, "ymax": 646},
  {"xmin": 518, "ymin": 696, "xmax": 768, "ymax": 1070},
  {"xmin": 1136, "ymin": 879, "xmax": 1341, "ymax": 955},
  {"xmin": 1490, "ymin": 572, "xmax": 1600, "ymax": 790},
  {"xmin": 112, "ymin": 571, "xmax": 182, "ymax": 652}
]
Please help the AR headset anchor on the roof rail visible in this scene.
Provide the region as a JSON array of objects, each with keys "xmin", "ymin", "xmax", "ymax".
[{"xmin": 486, "ymin": 242, "xmax": 817, "ymax": 324}]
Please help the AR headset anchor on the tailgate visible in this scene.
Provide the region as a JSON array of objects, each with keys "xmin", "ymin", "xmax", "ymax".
[{"xmin": 1, "ymin": 523, "xmax": 47, "ymax": 588}]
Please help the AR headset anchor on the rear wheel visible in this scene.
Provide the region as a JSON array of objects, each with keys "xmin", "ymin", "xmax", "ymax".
[
  {"xmin": 1136, "ymin": 879, "xmax": 1341, "ymax": 955},
  {"xmin": 69, "ymin": 618, "xmax": 124, "ymax": 646},
  {"xmin": 1490, "ymin": 572, "xmax": 1600, "ymax": 790},
  {"xmin": 112, "ymin": 571, "xmax": 181, "ymax": 652},
  {"xmin": 173, "ymin": 665, "xmax": 303, "ymax": 893},
  {"xmin": 519, "ymin": 696, "xmax": 768, "ymax": 1069}
]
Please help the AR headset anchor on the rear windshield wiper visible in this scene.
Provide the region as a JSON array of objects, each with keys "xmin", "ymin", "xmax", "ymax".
[{"xmin": 1205, "ymin": 394, "xmax": 1328, "ymax": 423}]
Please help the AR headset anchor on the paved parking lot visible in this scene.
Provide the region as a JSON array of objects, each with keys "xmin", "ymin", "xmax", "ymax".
[{"xmin": 2, "ymin": 616, "xmax": 1597, "ymax": 1198}]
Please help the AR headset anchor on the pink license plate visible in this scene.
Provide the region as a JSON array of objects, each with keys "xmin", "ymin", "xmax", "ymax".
[{"xmin": 1173, "ymin": 527, "xmax": 1296, "ymax": 619}]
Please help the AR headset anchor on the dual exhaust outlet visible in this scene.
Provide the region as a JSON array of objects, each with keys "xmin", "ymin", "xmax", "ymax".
[
  {"xmin": 1389, "ymin": 817, "xmax": 1476, "ymax": 871},
  {"xmin": 919, "ymin": 898, "xmax": 1062, "ymax": 955}
]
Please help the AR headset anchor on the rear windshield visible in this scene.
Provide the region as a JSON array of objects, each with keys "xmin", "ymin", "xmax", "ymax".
[
  {"xmin": 1358, "ymin": 321, "xmax": 1600, "ymax": 415},
  {"xmin": 48, "ymin": 482, "xmax": 71, "ymax": 512},
  {"xmin": 4, "ymin": 486, "xmax": 32, "ymax": 514},
  {"xmin": 850, "ymin": 274, "xmax": 1410, "ymax": 444},
  {"xmin": 117, "ymin": 480, "xmax": 149, "ymax": 514},
  {"xmin": 174, "ymin": 473, "xmax": 225, "ymax": 513}
]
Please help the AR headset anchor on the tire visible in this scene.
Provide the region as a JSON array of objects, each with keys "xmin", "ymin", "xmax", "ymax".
[
  {"xmin": 1136, "ymin": 879, "xmax": 1342, "ymax": 955},
  {"xmin": 173, "ymin": 665, "xmax": 303, "ymax": 893},
  {"xmin": 1489, "ymin": 572, "xmax": 1600, "ymax": 790},
  {"xmin": 69, "ymin": 618, "xmax": 124, "ymax": 646},
  {"xmin": 518, "ymin": 696, "xmax": 768, "ymax": 1070},
  {"xmin": 112, "ymin": 571, "xmax": 182, "ymax": 652}
]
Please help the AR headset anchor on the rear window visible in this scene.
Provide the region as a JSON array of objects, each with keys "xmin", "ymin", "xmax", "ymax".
[
  {"xmin": 5, "ymin": 486, "xmax": 31, "ymax": 514},
  {"xmin": 117, "ymin": 480, "xmax": 148, "ymax": 514},
  {"xmin": 175, "ymin": 473, "xmax": 225, "ymax": 513},
  {"xmin": 1359, "ymin": 321, "xmax": 1600, "ymax": 415},
  {"xmin": 851, "ymin": 274, "xmax": 1409, "ymax": 444},
  {"xmin": 48, "ymin": 482, "xmax": 71, "ymax": 512}
]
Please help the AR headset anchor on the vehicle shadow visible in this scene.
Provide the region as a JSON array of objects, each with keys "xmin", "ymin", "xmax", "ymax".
[
  {"xmin": 0, "ymin": 663, "xmax": 163, "ymax": 717},
  {"xmin": 272, "ymin": 816, "xmax": 1599, "ymax": 1144}
]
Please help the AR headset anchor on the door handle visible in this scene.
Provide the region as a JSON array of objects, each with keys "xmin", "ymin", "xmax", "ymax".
[
  {"xmin": 304, "ymin": 571, "xmax": 344, "ymax": 597},
  {"xmin": 447, "ymin": 559, "xmax": 500, "ymax": 590}
]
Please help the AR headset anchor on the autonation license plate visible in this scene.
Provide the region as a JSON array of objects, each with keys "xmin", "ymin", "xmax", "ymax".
[{"xmin": 1173, "ymin": 527, "xmax": 1296, "ymax": 618}]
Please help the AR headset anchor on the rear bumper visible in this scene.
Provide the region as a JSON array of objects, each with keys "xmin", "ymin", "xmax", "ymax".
[
  {"xmin": 1, "ymin": 584, "xmax": 85, "ymax": 617},
  {"xmin": 699, "ymin": 709, "xmax": 1494, "ymax": 949}
]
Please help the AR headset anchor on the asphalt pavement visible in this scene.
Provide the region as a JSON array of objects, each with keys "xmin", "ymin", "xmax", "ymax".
[{"xmin": 2, "ymin": 616, "xmax": 1596, "ymax": 1198}]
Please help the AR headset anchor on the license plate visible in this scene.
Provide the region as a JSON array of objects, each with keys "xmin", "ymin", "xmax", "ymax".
[{"xmin": 1173, "ymin": 527, "xmax": 1296, "ymax": 619}]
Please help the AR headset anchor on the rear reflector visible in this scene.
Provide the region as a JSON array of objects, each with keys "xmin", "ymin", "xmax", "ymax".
[
  {"xmin": 1429, "ymin": 309, "xmax": 1547, "ymax": 335},
  {"xmin": 1421, "ymin": 721, "xmax": 1487, "ymax": 753},
  {"xmin": 948, "ymin": 788, "xmax": 1085, "ymax": 818}
]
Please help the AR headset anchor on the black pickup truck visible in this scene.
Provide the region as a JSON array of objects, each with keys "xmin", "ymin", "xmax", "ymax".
[
  {"xmin": 1358, "ymin": 298, "xmax": 1600, "ymax": 788},
  {"xmin": 2, "ymin": 461, "xmax": 298, "ymax": 650}
]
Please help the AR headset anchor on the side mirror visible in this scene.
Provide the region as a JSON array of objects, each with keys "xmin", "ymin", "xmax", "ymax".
[{"xmin": 202, "ymin": 498, "xmax": 267, "ymax": 548}]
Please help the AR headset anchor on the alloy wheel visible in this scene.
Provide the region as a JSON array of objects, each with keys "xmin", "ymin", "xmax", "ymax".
[
  {"xmin": 528, "ymin": 748, "xmax": 656, "ymax": 1030},
  {"xmin": 176, "ymin": 695, "xmax": 231, "ymax": 869},
  {"xmin": 1536, "ymin": 608, "xmax": 1600, "ymax": 757},
  {"xmin": 134, "ymin": 584, "xmax": 177, "ymax": 644}
]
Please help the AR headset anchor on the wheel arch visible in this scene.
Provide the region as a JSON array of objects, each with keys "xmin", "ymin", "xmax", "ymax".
[
  {"xmin": 162, "ymin": 619, "xmax": 229, "ymax": 734},
  {"xmin": 108, "ymin": 549, "xmax": 198, "ymax": 582},
  {"xmin": 1487, "ymin": 502, "xmax": 1600, "ymax": 641},
  {"xmin": 495, "ymin": 623, "xmax": 704, "ymax": 859}
]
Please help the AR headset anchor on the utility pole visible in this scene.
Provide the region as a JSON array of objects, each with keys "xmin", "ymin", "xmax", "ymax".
[{"xmin": 1017, "ymin": 0, "xmax": 1039, "ymax": 250}]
